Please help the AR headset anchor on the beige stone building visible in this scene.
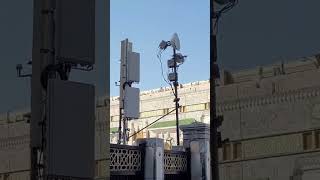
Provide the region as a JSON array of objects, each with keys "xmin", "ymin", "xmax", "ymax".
[
  {"xmin": 110, "ymin": 54, "xmax": 320, "ymax": 179},
  {"xmin": 110, "ymin": 80, "xmax": 210, "ymax": 145},
  {"xmin": 217, "ymin": 55, "xmax": 320, "ymax": 179},
  {"xmin": 2, "ymin": 55, "xmax": 320, "ymax": 179},
  {"xmin": 0, "ymin": 99, "xmax": 109, "ymax": 179}
]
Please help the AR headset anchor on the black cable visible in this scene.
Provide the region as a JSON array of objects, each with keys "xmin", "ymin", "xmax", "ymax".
[
  {"xmin": 128, "ymin": 108, "xmax": 177, "ymax": 139},
  {"xmin": 214, "ymin": 0, "xmax": 239, "ymax": 34},
  {"xmin": 157, "ymin": 49, "xmax": 170, "ymax": 85},
  {"xmin": 157, "ymin": 49, "xmax": 176, "ymax": 96},
  {"xmin": 37, "ymin": 104, "xmax": 45, "ymax": 179},
  {"xmin": 40, "ymin": 63, "xmax": 69, "ymax": 90}
]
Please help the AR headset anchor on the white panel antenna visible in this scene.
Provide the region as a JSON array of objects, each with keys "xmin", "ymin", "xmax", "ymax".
[
  {"xmin": 124, "ymin": 87, "xmax": 140, "ymax": 119},
  {"xmin": 127, "ymin": 52, "xmax": 140, "ymax": 83}
]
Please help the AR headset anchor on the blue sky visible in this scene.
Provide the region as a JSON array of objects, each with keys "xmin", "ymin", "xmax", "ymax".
[
  {"xmin": 1, "ymin": 0, "xmax": 320, "ymax": 112},
  {"xmin": 110, "ymin": 0, "xmax": 210, "ymax": 96}
]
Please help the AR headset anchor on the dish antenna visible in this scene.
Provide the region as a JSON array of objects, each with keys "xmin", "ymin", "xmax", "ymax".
[{"xmin": 170, "ymin": 33, "xmax": 180, "ymax": 51}]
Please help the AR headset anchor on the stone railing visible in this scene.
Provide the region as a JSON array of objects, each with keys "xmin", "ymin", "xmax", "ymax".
[
  {"xmin": 109, "ymin": 139, "xmax": 192, "ymax": 180},
  {"xmin": 164, "ymin": 150, "xmax": 188, "ymax": 174},
  {"xmin": 109, "ymin": 144, "xmax": 143, "ymax": 176},
  {"xmin": 46, "ymin": 175, "xmax": 91, "ymax": 180}
]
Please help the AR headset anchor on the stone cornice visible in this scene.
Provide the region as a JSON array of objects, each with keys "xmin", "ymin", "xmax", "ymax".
[
  {"xmin": 217, "ymin": 86, "xmax": 320, "ymax": 113},
  {"xmin": 110, "ymin": 89, "xmax": 210, "ymax": 106},
  {"xmin": 0, "ymin": 135, "xmax": 29, "ymax": 150}
]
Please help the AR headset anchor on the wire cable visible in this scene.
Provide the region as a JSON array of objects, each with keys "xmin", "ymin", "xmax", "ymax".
[
  {"xmin": 214, "ymin": 0, "xmax": 239, "ymax": 34},
  {"xmin": 157, "ymin": 49, "xmax": 176, "ymax": 96},
  {"xmin": 157, "ymin": 49, "xmax": 170, "ymax": 85},
  {"xmin": 128, "ymin": 108, "xmax": 177, "ymax": 139}
]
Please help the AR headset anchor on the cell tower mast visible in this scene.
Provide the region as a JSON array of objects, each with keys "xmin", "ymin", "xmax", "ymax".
[
  {"xmin": 118, "ymin": 39, "xmax": 140, "ymax": 145},
  {"xmin": 159, "ymin": 33, "xmax": 186, "ymax": 146}
]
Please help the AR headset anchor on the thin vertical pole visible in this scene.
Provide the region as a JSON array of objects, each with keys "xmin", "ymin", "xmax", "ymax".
[
  {"xmin": 123, "ymin": 118, "xmax": 127, "ymax": 145},
  {"xmin": 31, "ymin": 0, "xmax": 56, "ymax": 178},
  {"xmin": 31, "ymin": 0, "xmax": 44, "ymax": 179},
  {"xmin": 173, "ymin": 48, "xmax": 180, "ymax": 146},
  {"xmin": 118, "ymin": 39, "xmax": 129, "ymax": 144},
  {"xmin": 210, "ymin": 0, "xmax": 219, "ymax": 179},
  {"xmin": 118, "ymin": 108, "xmax": 122, "ymax": 144}
]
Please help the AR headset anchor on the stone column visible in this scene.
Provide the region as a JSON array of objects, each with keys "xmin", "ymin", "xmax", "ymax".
[
  {"xmin": 95, "ymin": 106, "xmax": 109, "ymax": 179},
  {"xmin": 190, "ymin": 141, "xmax": 202, "ymax": 180},
  {"xmin": 137, "ymin": 138, "xmax": 164, "ymax": 180},
  {"xmin": 180, "ymin": 122, "xmax": 210, "ymax": 180}
]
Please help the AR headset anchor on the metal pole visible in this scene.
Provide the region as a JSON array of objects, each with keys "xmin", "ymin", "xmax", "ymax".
[
  {"xmin": 118, "ymin": 108, "xmax": 122, "ymax": 144},
  {"xmin": 32, "ymin": 0, "xmax": 55, "ymax": 178},
  {"xmin": 31, "ymin": 0, "xmax": 45, "ymax": 179},
  {"xmin": 173, "ymin": 48, "xmax": 180, "ymax": 146},
  {"xmin": 118, "ymin": 40, "xmax": 126, "ymax": 144},
  {"xmin": 118, "ymin": 39, "xmax": 130, "ymax": 144},
  {"xmin": 123, "ymin": 118, "xmax": 127, "ymax": 145},
  {"xmin": 210, "ymin": 1, "xmax": 219, "ymax": 180}
]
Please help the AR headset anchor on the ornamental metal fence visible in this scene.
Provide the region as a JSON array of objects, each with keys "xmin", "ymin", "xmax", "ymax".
[{"xmin": 110, "ymin": 144, "xmax": 144, "ymax": 180}]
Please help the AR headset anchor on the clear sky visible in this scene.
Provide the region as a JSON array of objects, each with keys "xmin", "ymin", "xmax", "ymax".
[
  {"xmin": 110, "ymin": 0, "xmax": 210, "ymax": 96},
  {"xmin": 1, "ymin": 0, "xmax": 320, "ymax": 113}
]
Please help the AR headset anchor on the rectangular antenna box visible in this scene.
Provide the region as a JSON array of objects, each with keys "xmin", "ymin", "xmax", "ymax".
[
  {"xmin": 55, "ymin": 0, "xmax": 95, "ymax": 65},
  {"xmin": 168, "ymin": 72, "xmax": 178, "ymax": 82},
  {"xmin": 167, "ymin": 59, "xmax": 175, "ymax": 68},
  {"xmin": 127, "ymin": 52, "xmax": 140, "ymax": 82},
  {"xmin": 124, "ymin": 87, "xmax": 140, "ymax": 119},
  {"xmin": 46, "ymin": 79, "xmax": 95, "ymax": 178}
]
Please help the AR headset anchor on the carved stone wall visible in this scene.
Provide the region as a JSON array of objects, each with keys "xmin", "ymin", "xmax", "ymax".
[
  {"xmin": 0, "ymin": 106, "xmax": 109, "ymax": 179},
  {"xmin": 243, "ymin": 134, "xmax": 303, "ymax": 158},
  {"xmin": 219, "ymin": 162, "xmax": 242, "ymax": 180},
  {"xmin": 0, "ymin": 122, "xmax": 30, "ymax": 176},
  {"xmin": 220, "ymin": 153, "xmax": 320, "ymax": 180}
]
